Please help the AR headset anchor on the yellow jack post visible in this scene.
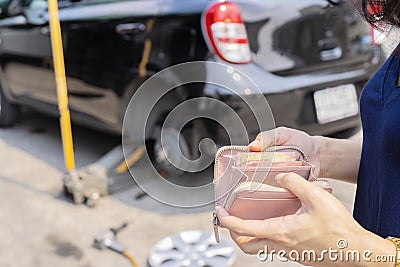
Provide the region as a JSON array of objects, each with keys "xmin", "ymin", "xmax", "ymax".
[
  {"xmin": 49, "ymin": 0, "xmax": 144, "ymax": 206},
  {"xmin": 47, "ymin": 0, "xmax": 79, "ymax": 186}
]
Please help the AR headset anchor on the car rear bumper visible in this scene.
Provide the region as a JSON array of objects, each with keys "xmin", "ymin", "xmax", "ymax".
[
  {"xmin": 204, "ymin": 49, "xmax": 381, "ymax": 96},
  {"xmin": 264, "ymin": 82, "xmax": 364, "ymax": 136},
  {"xmin": 217, "ymin": 83, "xmax": 364, "ymax": 140},
  {"xmin": 203, "ymin": 48, "xmax": 383, "ymax": 138},
  {"xmin": 217, "ymin": 85, "xmax": 363, "ymax": 141}
]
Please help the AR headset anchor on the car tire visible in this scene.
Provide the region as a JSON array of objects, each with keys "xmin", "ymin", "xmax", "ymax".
[
  {"xmin": 0, "ymin": 87, "xmax": 19, "ymax": 127},
  {"xmin": 149, "ymin": 126, "xmax": 191, "ymax": 178}
]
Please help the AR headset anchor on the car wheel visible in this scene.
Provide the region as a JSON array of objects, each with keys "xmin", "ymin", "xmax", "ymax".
[
  {"xmin": 148, "ymin": 125, "xmax": 191, "ymax": 178},
  {"xmin": 0, "ymin": 87, "xmax": 19, "ymax": 127}
]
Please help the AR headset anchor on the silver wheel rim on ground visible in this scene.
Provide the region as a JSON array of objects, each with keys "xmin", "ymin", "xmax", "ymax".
[{"xmin": 148, "ymin": 230, "xmax": 236, "ymax": 267}]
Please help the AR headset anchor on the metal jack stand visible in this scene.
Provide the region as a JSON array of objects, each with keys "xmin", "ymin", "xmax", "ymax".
[
  {"xmin": 47, "ymin": 0, "xmax": 146, "ymax": 206},
  {"xmin": 63, "ymin": 143, "xmax": 145, "ymax": 206}
]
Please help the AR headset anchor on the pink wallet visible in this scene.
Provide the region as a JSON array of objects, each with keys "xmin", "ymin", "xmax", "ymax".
[{"xmin": 212, "ymin": 145, "xmax": 332, "ymax": 242}]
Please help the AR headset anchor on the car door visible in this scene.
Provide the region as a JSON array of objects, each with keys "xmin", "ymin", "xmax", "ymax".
[
  {"xmin": 0, "ymin": 0, "xmax": 161, "ymax": 133},
  {"xmin": 0, "ymin": 0, "xmax": 56, "ymax": 108}
]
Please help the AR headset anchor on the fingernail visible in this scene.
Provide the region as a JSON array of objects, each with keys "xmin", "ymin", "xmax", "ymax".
[
  {"xmin": 249, "ymin": 140, "xmax": 261, "ymax": 151},
  {"xmin": 275, "ymin": 173, "xmax": 285, "ymax": 184}
]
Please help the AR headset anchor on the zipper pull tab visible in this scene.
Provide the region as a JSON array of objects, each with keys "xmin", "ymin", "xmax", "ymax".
[{"xmin": 212, "ymin": 211, "xmax": 221, "ymax": 243}]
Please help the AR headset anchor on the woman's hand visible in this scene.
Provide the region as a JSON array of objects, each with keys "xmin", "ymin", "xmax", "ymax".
[
  {"xmin": 249, "ymin": 127, "xmax": 362, "ymax": 182},
  {"xmin": 249, "ymin": 127, "xmax": 323, "ymax": 176},
  {"xmin": 216, "ymin": 173, "xmax": 396, "ymax": 267}
]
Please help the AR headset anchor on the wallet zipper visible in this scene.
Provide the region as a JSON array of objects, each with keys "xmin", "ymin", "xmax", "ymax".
[
  {"xmin": 213, "ymin": 145, "xmax": 248, "ymax": 242},
  {"xmin": 212, "ymin": 145, "xmax": 309, "ymax": 242}
]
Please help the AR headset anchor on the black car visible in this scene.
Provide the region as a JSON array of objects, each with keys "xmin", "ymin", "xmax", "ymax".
[{"xmin": 0, "ymin": 0, "xmax": 382, "ymax": 174}]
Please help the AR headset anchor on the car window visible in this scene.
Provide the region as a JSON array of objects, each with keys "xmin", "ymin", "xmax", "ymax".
[
  {"xmin": 0, "ymin": 0, "xmax": 10, "ymax": 17},
  {"xmin": 78, "ymin": 0, "xmax": 146, "ymax": 4},
  {"xmin": 24, "ymin": 0, "xmax": 68, "ymax": 5},
  {"xmin": 23, "ymin": 0, "xmax": 70, "ymax": 9},
  {"xmin": 0, "ymin": 0, "xmax": 109, "ymax": 18},
  {"xmin": 0, "ymin": 0, "xmax": 11, "ymax": 9},
  {"xmin": 0, "ymin": 0, "xmax": 21, "ymax": 17}
]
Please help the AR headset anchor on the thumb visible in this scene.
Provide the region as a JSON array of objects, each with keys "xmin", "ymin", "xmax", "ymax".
[{"xmin": 275, "ymin": 172, "xmax": 327, "ymax": 207}]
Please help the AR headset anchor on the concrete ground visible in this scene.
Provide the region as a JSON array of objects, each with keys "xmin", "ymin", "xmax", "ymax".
[{"xmin": 0, "ymin": 111, "xmax": 359, "ymax": 267}]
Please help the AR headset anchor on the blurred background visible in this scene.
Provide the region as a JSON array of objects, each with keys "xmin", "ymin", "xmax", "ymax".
[{"xmin": 0, "ymin": 0, "xmax": 398, "ymax": 266}]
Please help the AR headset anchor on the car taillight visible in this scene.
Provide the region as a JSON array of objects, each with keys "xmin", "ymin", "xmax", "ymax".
[
  {"xmin": 367, "ymin": 1, "xmax": 385, "ymax": 45},
  {"xmin": 366, "ymin": 2, "xmax": 383, "ymax": 16},
  {"xmin": 202, "ymin": 1, "xmax": 251, "ymax": 64}
]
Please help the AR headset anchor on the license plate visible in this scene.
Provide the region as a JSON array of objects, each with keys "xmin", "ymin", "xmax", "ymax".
[{"xmin": 314, "ymin": 84, "xmax": 359, "ymax": 124}]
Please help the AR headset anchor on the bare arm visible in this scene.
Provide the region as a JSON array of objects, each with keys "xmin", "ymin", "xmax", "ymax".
[
  {"xmin": 250, "ymin": 127, "xmax": 363, "ymax": 184},
  {"xmin": 315, "ymin": 136, "xmax": 362, "ymax": 183}
]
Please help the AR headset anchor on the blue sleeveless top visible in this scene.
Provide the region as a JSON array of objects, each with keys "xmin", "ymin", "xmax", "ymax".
[{"xmin": 354, "ymin": 50, "xmax": 400, "ymax": 238}]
